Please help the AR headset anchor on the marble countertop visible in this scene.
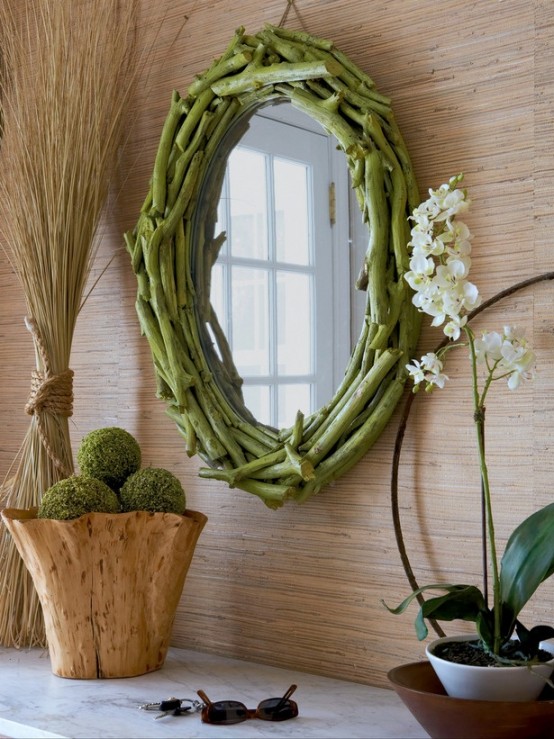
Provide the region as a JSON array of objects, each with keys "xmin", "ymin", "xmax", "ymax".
[{"xmin": 0, "ymin": 646, "xmax": 428, "ymax": 738}]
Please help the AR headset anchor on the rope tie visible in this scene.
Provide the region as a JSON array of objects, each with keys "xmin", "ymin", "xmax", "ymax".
[
  {"xmin": 24, "ymin": 316, "xmax": 74, "ymax": 476},
  {"xmin": 25, "ymin": 368, "xmax": 74, "ymax": 417}
]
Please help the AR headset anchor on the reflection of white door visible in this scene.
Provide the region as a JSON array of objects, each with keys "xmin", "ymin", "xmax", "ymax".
[{"xmin": 213, "ymin": 104, "xmax": 351, "ymax": 429}]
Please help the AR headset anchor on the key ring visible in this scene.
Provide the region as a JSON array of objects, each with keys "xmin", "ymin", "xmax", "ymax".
[{"xmin": 139, "ymin": 697, "xmax": 203, "ymax": 719}]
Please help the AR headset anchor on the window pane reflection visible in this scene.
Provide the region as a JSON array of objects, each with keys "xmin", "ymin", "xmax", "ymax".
[
  {"xmin": 278, "ymin": 384, "xmax": 311, "ymax": 430},
  {"xmin": 231, "ymin": 266, "xmax": 269, "ymax": 376},
  {"xmin": 276, "ymin": 271, "xmax": 312, "ymax": 375},
  {"xmin": 229, "ymin": 149, "xmax": 268, "ymax": 260},
  {"xmin": 274, "ymin": 158, "xmax": 310, "ymax": 266},
  {"xmin": 242, "ymin": 385, "xmax": 270, "ymax": 427},
  {"xmin": 210, "ymin": 264, "xmax": 225, "ymax": 328}
]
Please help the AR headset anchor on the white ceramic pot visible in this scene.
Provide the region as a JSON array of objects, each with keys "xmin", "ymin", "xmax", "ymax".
[{"xmin": 426, "ymin": 634, "xmax": 554, "ymax": 702}]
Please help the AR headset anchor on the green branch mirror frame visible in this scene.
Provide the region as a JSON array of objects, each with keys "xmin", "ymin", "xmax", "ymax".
[{"xmin": 125, "ymin": 24, "xmax": 421, "ymax": 508}]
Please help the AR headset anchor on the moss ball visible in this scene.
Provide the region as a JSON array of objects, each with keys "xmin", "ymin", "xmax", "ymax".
[
  {"xmin": 119, "ymin": 467, "xmax": 186, "ymax": 514},
  {"xmin": 77, "ymin": 427, "xmax": 141, "ymax": 491},
  {"xmin": 38, "ymin": 476, "xmax": 120, "ymax": 520}
]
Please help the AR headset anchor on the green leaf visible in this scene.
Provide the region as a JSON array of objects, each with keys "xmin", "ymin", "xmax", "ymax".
[
  {"xmin": 514, "ymin": 622, "xmax": 554, "ymax": 657},
  {"xmin": 476, "ymin": 610, "xmax": 494, "ymax": 650},
  {"xmin": 500, "ymin": 502, "xmax": 554, "ymax": 621},
  {"xmin": 383, "ymin": 584, "xmax": 486, "ymax": 641},
  {"xmin": 419, "ymin": 586, "xmax": 487, "ymax": 624}
]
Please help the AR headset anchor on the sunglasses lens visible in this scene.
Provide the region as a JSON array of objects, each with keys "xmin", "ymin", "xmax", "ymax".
[
  {"xmin": 257, "ymin": 697, "xmax": 297, "ymax": 721},
  {"xmin": 205, "ymin": 700, "xmax": 248, "ymax": 725}
]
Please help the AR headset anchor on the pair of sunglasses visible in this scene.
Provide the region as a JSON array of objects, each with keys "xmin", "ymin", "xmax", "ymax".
[{"xmin": 196, "ymin": 684, "xmax": 298, "ymax": 725}]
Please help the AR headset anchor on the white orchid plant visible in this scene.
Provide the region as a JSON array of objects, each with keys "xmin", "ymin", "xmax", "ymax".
[{"xmin": 386, "ymin": 175, "xmax": 554, "ymax": 663}]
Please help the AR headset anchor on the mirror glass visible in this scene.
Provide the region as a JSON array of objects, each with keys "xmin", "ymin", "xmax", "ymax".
[{"xmin": 194, "ymin": 102, "xmax": 366, "ymax": 430}]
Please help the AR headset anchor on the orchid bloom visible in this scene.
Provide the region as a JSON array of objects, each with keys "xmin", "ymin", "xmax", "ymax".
[
  {"xmin": 403, "ymin": 176, "xmax": 535, "ymax": 392},
  {"xmin": 473, "ymin": 327, "xmax": 535, "ymax": 389},
  {"xmin": 406, "ymin": 353, "xmax": 448, "ymax": 392}
]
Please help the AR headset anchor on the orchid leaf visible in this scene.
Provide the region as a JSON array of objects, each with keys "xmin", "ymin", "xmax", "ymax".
[
  {"xmin": 383, "ymin": 584, "xmax": 486, "ymax": 641},
  {"xmin": 514, "ymin": 622, "xmax": 554, "ymax": 657},
  {"xmin": 417, "ymin": 585, "xmax": 487, "ymax": 633},
  {"xmin": 476, "ymin": 610, "xmax": 494, "ymax": 649},
  {"xmin": 382, "ymin": 583, "xmax": 470, "ymax": 618},
  {"xmin": 500, "ymin": 502, "xmax": 554, "ymax": 621}
]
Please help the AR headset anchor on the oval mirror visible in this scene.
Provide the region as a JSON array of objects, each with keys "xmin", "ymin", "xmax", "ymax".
[
  {"xmin": 199, "ymin": 99, "xmax": 367, "ymax": 428},
  {"xmin": 126, "ymin": 24, "xmax": 421, "ymax": 508},
  {"xmin": 194, "ymin": 100, "xmax": 365, "ymax": 431}
]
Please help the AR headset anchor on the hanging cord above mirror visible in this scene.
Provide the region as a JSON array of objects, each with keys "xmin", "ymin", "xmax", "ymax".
[{"xmin": 278, "ymin": 0, "xmax": 308, "ymax": 32}]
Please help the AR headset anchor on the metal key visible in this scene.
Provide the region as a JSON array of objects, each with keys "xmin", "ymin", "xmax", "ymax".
[{"xmin": 140, "ymin": 697, "xmax": 202, "ymax": 719}]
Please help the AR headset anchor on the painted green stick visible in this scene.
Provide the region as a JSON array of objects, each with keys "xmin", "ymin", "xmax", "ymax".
[
  {"xmin": 290, "ymin": 86, "xmax": 360, "ymax": 152},
  {"xmin": 266, "ymin": 24, "xmax": 335, "ymax": 52},
  {"xmin": 363, "ymin": 148, "xmax": 391, "ymax": 326},
  {"xmin": 211, "ymin": 59, "xmax": 343, "ymax": 97},
  {"xmin": 201, "ymin": 448, "xmax": 287, "ymax": 486},
  {"xmin": 305, "ymin": 349, "xmax": 402, "ymax": 465},
  {"xmin": 294, "ymin": 379, "xmax": 405, "ymax": 503},
  {"xmin": 151, "ymin": 91, "xmax": 187, "ymax": 216},
  {"xmin": 257, "ymin": 30, "xmax": 305, "ymax": 63},
  {"xmin": 229, "ymin": 427, "xmax": 275, "ymax": 457},
  {"xmin": 232, "ymin": 479, "xmax": 297, "ymax": 508},
  {"xmin": 188, "ymin": 51, "xmax": 252, "ymax": 97}
]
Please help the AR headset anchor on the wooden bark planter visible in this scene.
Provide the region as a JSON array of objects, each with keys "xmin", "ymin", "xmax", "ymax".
[{"xmin": 1, "ymin": 507, "xmax": 207, "ymax": 679}]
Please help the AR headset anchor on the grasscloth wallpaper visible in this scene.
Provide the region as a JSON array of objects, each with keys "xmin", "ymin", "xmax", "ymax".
[{"xmin": 0, "ymin": 0, "xmax": 552, "ymax": 688}]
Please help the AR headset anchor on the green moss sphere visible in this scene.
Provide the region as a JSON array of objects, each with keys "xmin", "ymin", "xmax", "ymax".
[
  {"xmin": 38, "ymin": 476, "xmax": 120, "ymax": 520},
  {"xmin": 77, "ymin": 426, "xmax": 141, "ymax": 491},
  {"xmin": 119, "ymin": 467, "xmax": 186, "ymax": 514}
]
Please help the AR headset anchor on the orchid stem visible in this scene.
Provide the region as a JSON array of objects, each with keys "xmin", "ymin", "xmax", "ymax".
[
  {"xmin": 466, "ymin": 327, "xmax": 501, "ymax": 653},
  {"xmin": 481, "ymin": 476, "xmax": 488, "ymax": 605}
]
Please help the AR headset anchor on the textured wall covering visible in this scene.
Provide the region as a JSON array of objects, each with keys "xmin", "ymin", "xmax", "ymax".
[{"xmin": 0, "ymin": 0, "xmax": 552, "ymax": 688}]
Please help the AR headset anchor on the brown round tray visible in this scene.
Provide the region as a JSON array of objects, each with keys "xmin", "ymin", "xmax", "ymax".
[{"xmin": 388, "ymin": 661, "xmax": 554, "ymax": 739}]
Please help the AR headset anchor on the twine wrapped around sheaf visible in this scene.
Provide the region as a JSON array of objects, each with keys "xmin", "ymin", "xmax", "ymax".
[
  {"xmin": 24, "ymin": 317, "xmax": 74, "ymax": 476},
  {"xmin": 25, "ymin": 369, "xmax": 74, "ymax": 418}
]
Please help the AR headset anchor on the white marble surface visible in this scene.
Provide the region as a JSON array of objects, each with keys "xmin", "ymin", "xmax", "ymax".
[{"xmin": 0, "ymin": 646, "xmax": 428, "ymax": 738}]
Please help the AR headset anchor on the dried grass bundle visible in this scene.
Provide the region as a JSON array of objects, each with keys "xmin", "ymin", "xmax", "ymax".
[{"xmin": 0, "ymin": 0, "xmax": 137, "ymax": 647}]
